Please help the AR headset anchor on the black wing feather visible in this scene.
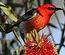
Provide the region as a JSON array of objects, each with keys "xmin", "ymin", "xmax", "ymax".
[
  {"xmin": 13, "ymin": 8, "xmax": 37, "ymax": 26},
  {"xmin": 18, "ymin": 8, "xmax": 37, "ymax": 23}
]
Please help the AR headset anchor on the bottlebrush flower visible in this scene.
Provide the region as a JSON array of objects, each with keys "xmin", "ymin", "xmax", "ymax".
[{"xmin": 24, "ymin": 29, "xmax": 58, "ymax": 55}]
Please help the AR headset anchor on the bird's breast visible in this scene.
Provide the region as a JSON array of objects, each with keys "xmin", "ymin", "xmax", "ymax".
[{"xmin": 28, "ymin": 15, "xmax": 50, "ymax": 31}]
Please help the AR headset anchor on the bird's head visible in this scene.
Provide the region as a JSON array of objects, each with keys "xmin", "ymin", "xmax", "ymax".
[{"xmin": 37, "ymin": 4, "xmax": 63, "ymax": 16}]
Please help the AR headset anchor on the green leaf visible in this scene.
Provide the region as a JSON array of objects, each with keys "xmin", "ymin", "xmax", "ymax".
[
  {"xmin": 0, "ymin": 24, "xmax": 5, "ymax": 32},
  {"xmin": 26, "ymin": 29, "xmax": 39, "ymax": 43},
  {"xmin": 28, "ymin": 0, "xmax": 34, "ymax": 9},
  {"xmin": 6, "ymin": 3, "xmax": 24, "ymax": 8},
  {"xmin": 34, "ymin": 29, "xmax": 39, "ymax": 43},
  {"xmin": 19, "ymin": 50, "xmax": 24, "ymax": 55},
  {"xmin": 0, "ymin": 24, "xmax": 13, "ymax": 33},
  {"xmin": 26, "ymin": 33, "xmax": 33, "ymax": 41},
  {"xmin": 6, "ymin": 41, "xmax": 10, "ymax": 47},
  {"xmin": 13, "ymin": 47, "xmax": 19, "ymax": 55},
  {"xmin": 2, "ymin": 41, "xmax": 11, "ymax": 55},
  {"xmin": 0, "ymin": 1, "xmax": 18, "ymax": 22}
]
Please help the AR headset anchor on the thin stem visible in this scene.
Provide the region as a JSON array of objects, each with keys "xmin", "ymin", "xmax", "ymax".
[
  {"xmin": 55, "ymin": 13, "xmax": 65, "ymax": 54},
  {"xmin": 47, "ymin": 26, "xmax": 55, "ymax": 44},
  {"xmin": 24, "ymin": 0, "xmax": 28, "ymax": 12},
  {"xmin": 13, "ymin": 30, "xmax": 23, "ymax": 46},
  {"xmin": 55, "ymin": 3, "xmax": 65, "ymax": 53},
  {"xmin": 55, "ymin": 44, "xmax": 65, "ymax": 47},
  {"xmin": 29, "ymin": 0, "xmax": 34, "ymax": 9},
  {"xmin": 57, "ymin": 25, "xmax": 65, "ymax": 53},
  {"xmin": 55, "ymin": 13, "xmax": 62, "ymax": 30}
]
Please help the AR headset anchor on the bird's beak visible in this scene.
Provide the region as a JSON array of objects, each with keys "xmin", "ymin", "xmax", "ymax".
[
  {"xmin": 48, "ymin": 7, "xmax": 64, "ymax": 11},
  {"xmin": 55, "ymin": 8, "xmax": 64, "ymax": 11}
]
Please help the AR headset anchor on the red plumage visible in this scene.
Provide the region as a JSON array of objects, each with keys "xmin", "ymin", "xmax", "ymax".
[{"xmin": 19, "ymin": 4, "xmax": 56, "ymax": 33}]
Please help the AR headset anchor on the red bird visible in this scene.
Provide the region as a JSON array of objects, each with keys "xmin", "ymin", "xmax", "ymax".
[{"xmin": 3, "ymin": 4, "xmax": 63, "ymax": 33}]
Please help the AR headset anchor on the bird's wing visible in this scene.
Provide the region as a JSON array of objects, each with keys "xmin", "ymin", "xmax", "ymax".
[
  {"xmin": 4, "ymin": 8, "xmax": 41, "ymax": 33},
  {"xmin": 13, "ymin": 8, "xmax": 40, "ymax": 26},
  {"xmin": 0, "ymin": 8, "xmax": 40, "ymax": 33},
  {"xmin": 18, "ymin": 8, "xmax": 38, "ymax": 23}
]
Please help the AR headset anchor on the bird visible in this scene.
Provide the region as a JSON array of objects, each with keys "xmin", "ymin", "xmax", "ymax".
[{"xmin": 0, "ymin": 4, "xmax": 63, "ymax": 33}]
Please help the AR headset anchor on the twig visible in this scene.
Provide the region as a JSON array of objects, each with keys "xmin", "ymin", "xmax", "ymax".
[
  {"xmin": 55, "ymin": 13, "xmax": 62, "ymax": 30},
  {"xmin": 47, "ymin": 26, "xmax": 55, "ymax": 44},
  {"xmin": 24, "ymin": 0, "xmax": 28, "ymax": 12},
  {"xmin": 55, "ymin": 44, "xmax": 65, "ymax": 47},
  {"xmin": 57, "ymin": 25, "xmax": 65, "ymax": 53}
]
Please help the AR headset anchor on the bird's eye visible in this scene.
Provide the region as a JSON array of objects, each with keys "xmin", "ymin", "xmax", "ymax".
[{"xmin": 48, "ymin": 7, "xmax": 54, "ymax": 10}]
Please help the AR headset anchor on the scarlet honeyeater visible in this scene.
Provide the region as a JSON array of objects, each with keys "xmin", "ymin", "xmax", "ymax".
[{"xmin": 4, "ymin": 4, "xmax": 63, "ymax": 33}]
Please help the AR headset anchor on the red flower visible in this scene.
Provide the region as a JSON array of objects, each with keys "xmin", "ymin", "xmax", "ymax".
[{"xmin": 24, "ymin": 30, "xmax": 58, "ymax": 55}]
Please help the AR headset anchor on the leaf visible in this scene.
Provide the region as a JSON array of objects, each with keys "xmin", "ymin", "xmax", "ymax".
[
  {"xmin": 0, "ymin": 24, "xmax": 5, "ymax": 32},
  {"xmin": 26, "ymin": 33, "xmax": 33, "ymax": 41},
  {"xmin": 2, "ymin": 41, "xmax": 11, "ymax": 55},
  {"xmin": 48, "ymin": 23, "xmax": 58, "ymax": 29},
  {"xmin": 0, "ymin": 4, "xmax": 5, "ymax": 7},
  {"xmin": 32, "ymin": 29, "xmax": 39, "ymax": 43},
  {"xmin": 0, "ymin": 1, "xmax": 18, "ymax": 22},
  {"xmin": 28, "ymin": 0, "xmax": 34, "ymax": 9},
  {"xmin": 4, "ymin": 24, "xmax": 13, "ymax": 33},
  {"xmin": 13, "ymin": 47, "xmax": 19, "ymax": 55},
  {"xmin": 0, "ymin": 24, "xmax": 13, "ymax": 33},
  {"xmin": 6, "ymin": 3, "xmax": 24, "ymax": 8},
  {"xmin": 26, "ymin": 29, "xmax": 39, "ymax": 43},
  {"xmin": 6, "ymin": 41, "xmax": 10, "ymax": 47},
  {"xmin": 19, "ymin": 50, "xmax": 24, "ymax": 55},
  {"xmin": 13, "ymin": 30, "xmax": 22, "ymax": 46}
]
